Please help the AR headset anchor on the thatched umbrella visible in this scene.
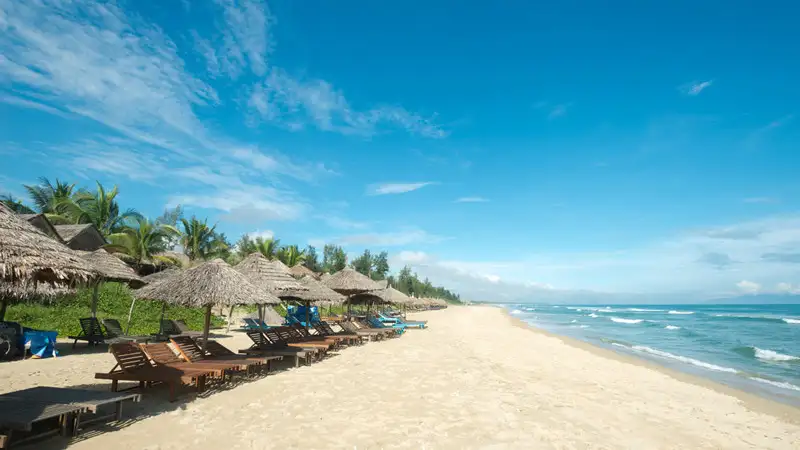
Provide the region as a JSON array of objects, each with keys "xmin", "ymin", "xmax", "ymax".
[
  {"xmin": 323, "ymin": 268, "xmax": 382, "ymax": 317},
  {"xmin": 0, "ymin": 203, "xmax": 98, "ymax": 320},
  {"xmin": 141, "ymin": 268, "xmax": 180, "ymax": 284},
  {"xmin": 234, "ymin": 254, "xmax": 308, "ymax": 325},
  {"xmin": 135, "ymin": 259, "xmax": 280, "ymax": 351},
  {"xmin": 77, "ymin": 249, "xmax": 144, "ymax": 319},
  {"xmin": 0, "ymin": 281, "xmax": 75, "ymax": 299},
  {"xmin": 289, "ymin": 263, "xmax": 318, "ymax": 280}
]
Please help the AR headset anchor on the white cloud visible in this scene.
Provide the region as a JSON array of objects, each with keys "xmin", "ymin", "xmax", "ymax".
[
  {"xmin": 681, "ymin": 80, "xmax": 713, "ymax": 96},
  {"xmin": 213, "ymin": 0, "xmax": 273, "ymax": 78},
  {"xmin": 367, "ymin": 182, "xmax": 434, "ymax": 195},
  {"xmin": 249, "ymin": 229, "xmax": 274, "ymax": 240},
  {"xmin": 247, "ymin": 68, "xmax": 447, "ymax": 138},
  {"xmin": 736, "ymin": 280, "xmax": 761, "ymax": 294},
  {"xmin": 743, "ymin": 197, "xmax": 779, "ymax": 204},
  {"xmin": 319, "ymin": 229, "xmax": 445, "ymax": 248},
  {"xmin": 455, "ymin": 197, "xmax": 489, "ymax": 203},
  {"xmin": 0, "ymin": 94, "xmax": 72, "ymax": 118}
]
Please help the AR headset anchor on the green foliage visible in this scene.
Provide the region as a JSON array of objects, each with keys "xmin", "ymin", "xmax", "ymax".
[
  {"xmin": 392, "ymin": 265, "xmax": 461, "ymax": 303},
  {"xmin": 350, "ymin": 250, "xmax": 390, "ymax": 280},
  {"xmin": 180, "ymin": 216, "xmax": 228, "ymax": 261},
  {"xmin": 57, "ymin": 182, "xmax": 143, "ymax": 236},
  {"xmin": 23, "ymin": 177, "xmax": 76, "ymax": 215},
  {"xmin": 322, "ymin": 244, "xmax": 347, "ymax": 273},
  {"xmin": 0, "ymin": 194, "xmax": 35, "ymax": 213},
  {"xmin": 303, "ymin": 246, "xmax": 321, "ymax": 272},
  {"xmin": 4, "ymin": 283, "xmax": 224, "ymax": 337},
  {"xmin": 107, "ymin": 217, "xmax": 180, "ymax": 266}
]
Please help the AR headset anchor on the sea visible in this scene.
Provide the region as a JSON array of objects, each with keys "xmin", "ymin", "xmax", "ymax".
[{"xmin": 501, "ymin": 303, "xmax": 800, "ymax": 406}]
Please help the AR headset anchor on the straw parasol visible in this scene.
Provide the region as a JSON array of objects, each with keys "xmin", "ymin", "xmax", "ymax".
[
  {"xmin": 77, "ymin": 249, "xmax": 145, "ymax": 318},
  {"xmin": 322, "ymin": 267, "xmax": 382, "ymax": 296},
  {"xmin": 296, "ymin": 275, "xmax": 346, "ymax": 305},
  {"xmin": 0, "ymin": 280, "xmax": 75, "ymax": 299},
  {"xmin": 135, "ymin": 259, "xmax": 280, "ymax": 350},
  {"xmin": 141, "ymin": 268, "xmax": 180, "ymax": 284},
  {"xmin": 0, "ymin": 204, "xmax": 99, "ymax": 320},
  {"xmin": 289, "ymin": 263, "xmax": 318, "ymax": 280},
  {"xmin": 234, "ymin": 253, "xmax": 307, "ymax": 296}
]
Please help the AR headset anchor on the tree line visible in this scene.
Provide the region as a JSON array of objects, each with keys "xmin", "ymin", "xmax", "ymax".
[{"xmin": 1, "ymin": 178, "xmax": 461, "ymax": 303}]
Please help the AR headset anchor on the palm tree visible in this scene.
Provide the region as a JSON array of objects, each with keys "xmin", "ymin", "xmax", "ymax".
[
  {"xmin": 56, "ymin": 182, "xmax": 142, "ymax": 236},
  {"xmin": 107, "ymin": 217, "xmax": 180, "ymax": 267},
  {"xmin": 0, "ymin": 194, "xmax": 35, "ymax": 213},
  {"xmin": 278, "ymin": 245, "xmax": 306, "ymax": 266},
  {"xmin": 23, "ymin": 177, "xmax": 76, "ymax": 223},
  {"xmin": 180, "ymin": 216, "xmax": 228, "ymax": 261},
  {"xmin": 253, "ymin": 236, "xmax": 281, "ymax": 260}
]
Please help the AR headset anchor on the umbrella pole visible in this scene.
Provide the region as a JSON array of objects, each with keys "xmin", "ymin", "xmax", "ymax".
[
  {"xmin": 125, "ymin": 298, "xmax": 137, "ymax": 335},
  {"xmin": 158, "ymin": 302, "xmax": 167, "ymax": 335},
  {"xmin": 201, "ymin": 304, "xmax": 212, "ymax": 353},
  {"xmin": 226, "ymin": 305, "xmax": 235, "ymax": 333},
  {"xmin": 305, "ymin": 301, "xmax": 310, "ymax": 331},
  {"xmin": 90, "ymin": 284, "xmax": 100, "ymax": 318},
  {"xmin": 0, "ymin": 297, "xmax": 7, "ymax": 322},
  {"xmin": 257, "ymin": 304, "xmax": 264, "ymax": 324}
]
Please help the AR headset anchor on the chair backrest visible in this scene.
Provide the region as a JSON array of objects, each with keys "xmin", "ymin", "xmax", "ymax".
[
  {"xmin": 102, "ymin": 319, "xmax": 124, "ymax": 338},
  {"xmin": 170, "ymin": 336, "xmax": 206, "ymax": 362},
  {"xmin": 141, "ymin": 343, "xmax": 183, "ymax": 365},
  {"xmin": 291, "ymin": 323, "xmax": 312, "ymax": 338},
  {"xmin": 242, "ymin": 318, "xmax": 259, "ymax": 329},
  {"xmin": 174, "ymin": 320, "xmax": 192, "ymax": 333},
  {"xmin": 312, "ymin": 323, "xmax": 329, "ymax": 336},
  {"xmin": 109, "ymin": 343, "xmax": 154, "ymax": 372},
  {"xmin": 245, "ymin": 330, "xmax": 270, "ymax": 348},
  {"xmin": 204, "ymin": 340, "xmax": 236, "ymax": 357},
  {"xmin": 271, "ymin": 327, "xmax": 297, "ymax": 344},
  {"xmin": 340, "ymin": 321, "xmax": 358, "ymax": 333},
  {"xmin": 160, "ymin": 319, "xmax": 181, "ymax": 335},
  {"xmin": 80, "ymin": 317, "xmax": 107, "ymax": 338},
  {"xmin": 263, "ymin": 328, "xmax": 287, "ymax": 346}
]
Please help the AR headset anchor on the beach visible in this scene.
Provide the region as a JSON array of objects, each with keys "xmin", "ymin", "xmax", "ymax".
[{"xmin": 2, "ymin": 306, "xmax": 799, "ymax": 449}]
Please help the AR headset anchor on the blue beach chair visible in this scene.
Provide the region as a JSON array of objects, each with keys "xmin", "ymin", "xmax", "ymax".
[{"xmin": 367, "ymin": 315, "xmax": 406, "ymax": 334}]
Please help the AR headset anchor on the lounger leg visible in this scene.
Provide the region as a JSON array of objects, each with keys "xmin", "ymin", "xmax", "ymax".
[
  {"xmin": 114, "ymin": 400, "xmax": 123, "ymax": 421},
  {"xmin": 111, "ymin": 380, "xmax": 119, "ymax": 392},
  {"xmin": 169, "ymin": 382, "xmax": 176, "ymax": 402}
]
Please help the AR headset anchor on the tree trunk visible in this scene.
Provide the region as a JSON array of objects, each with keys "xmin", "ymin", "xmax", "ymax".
[
  {"xmin": 226, "ymin": 305, "xmax": 235, "ymax": 333},
  {"xmin": 305, "ymin": 301, "xmax": 310, "ymax": 331}
]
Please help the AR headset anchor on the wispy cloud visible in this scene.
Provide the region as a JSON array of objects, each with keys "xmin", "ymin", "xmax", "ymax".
[
  {"xmin": 367, "ymin": 182, "xmax": 434, "ymax": 195},
  {"xmin": 680, "ymin": 80, "xmax": 713, "ymax": 96},
  {"xmin": 534, "ymin": 101, "xmax": 572, "ymax": 119},
  {"xmin": 455, "ymin": 197, "xmax": 489, "ymax": 203},
  {"xmin": 0, "ymin": 94, "xmax": 72, "ymax": 118},
  {"xmin": 743, "ymin": 197, "xmax": 779, "ymax": 204},
  {"xmin": 761, "ymin": 114, "xmax": 794, "ymax": 131},
  {"xmin": 247, "ymin": 69, "xmax": 447, "ymax": 138}
]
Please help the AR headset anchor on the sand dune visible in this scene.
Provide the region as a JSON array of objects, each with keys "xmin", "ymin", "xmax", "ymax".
[{"xmin": 2, "ymin": 306, "xmax": 799, "ymax": 449}]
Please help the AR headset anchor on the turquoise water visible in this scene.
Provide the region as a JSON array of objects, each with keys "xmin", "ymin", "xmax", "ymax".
[{"xmin": 503, "ymin": 304, "xmax": 800, "ymax": 406}]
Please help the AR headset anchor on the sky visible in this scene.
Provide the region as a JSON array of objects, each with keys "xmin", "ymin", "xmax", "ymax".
[{"xmin": 1, "ymin": 0, "xmax": 799, "ymax": 303}]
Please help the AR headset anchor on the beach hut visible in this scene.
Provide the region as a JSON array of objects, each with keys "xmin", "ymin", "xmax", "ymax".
[
  {"xmin": 0, "ymin": 203, "xmax": 98, "ymax": 320},
  {"xmin": 289, "ymin": 263, "xmax": 318, "ymax": 280},
  {"xmin": 134, "ymin": 259, "xmax": 280, "ymax": 351},
  {"xmin": 77, "ymin": 250, "xmax": 145, "ymax": 318}
]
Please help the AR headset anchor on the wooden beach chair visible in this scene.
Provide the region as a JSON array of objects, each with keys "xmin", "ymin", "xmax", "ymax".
[
  {"xmin": 170, "ymin": 336, "xmax": 279, "ymax": 374},
  {"xmin": 68, "ymin": 317, "xmax": 133, "ymax": 348},
  {"xmin": 95, "ymin": 342, "xmax": 216, "ymax": 402},
  {"xmin": 239, "ymin": 330, "xmax": 314, "ymax": 367},
  {"xmin": 290, "ymin": 323, "xmax": 341, "ymax": 348},
  {"xmin": 102, "ymin": 319, "xmax": 152, "ymax": 343},
  {"xmin": 139, "ymin": 343, "xmax": 239, "ymax": 378},
  {"xmin": 0, "ymin": 387, "xmax": 140, "ymax": 447},
  {"xmin": 273, "ymin": 326, "xmax": 333, "ymax": 352},
  {"xmin": 311, "ymin": 322, "xmax": 362, "ymax": 345},
  {"xmin": 160, "ymin": 319, "xmax": 203, "ymax": 337},
  {"xmin": 340, "ymin": 321, "xmax": 388, "ymax": 340},
  {"xmin": 202, "ymin": 339, "xmax": 283, "ymax": 367}
]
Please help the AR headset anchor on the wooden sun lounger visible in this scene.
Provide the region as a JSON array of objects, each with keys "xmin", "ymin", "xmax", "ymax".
[
  {"xmin": 290, "ymin": 324, "xmax": 342, "ymax": 347},
  {"xmin": 354, "ymin": 319, "xmax": 400, "ymax": 337},
  {"xmin": 273, "ymin": 327, "xmax": 332, "ymax": 352},
  {"xmin": 0, "ymin": 387, "xmax": 140, "ymax": 447},
  {"xmin": 102, "ymin": 319, "xmax": 151, "ymax": 343},
  {"xmin": 96, "ymin": 343, "xmax": 216, "ymax": 402},
  {"xmin": 68, "ymin": 317, "xmax": 133, "ymax": 348},
  {"xmin": 140, "ymin": 343, "xmax": 240, "ymax": 378},
  {"xmin": 310, "ymin": 322, "xmax": 361, "ymax": 345},
  {"xmin": 340, "ymin": 321, "xmax": 386, "ymax": 340},
  {"xmin": 240, "ymin": 330, "xmax": 314, "ymax": 367},
  {"xmin": 170, "ymin": 336, "xmax": 280, "ymax": 375},
  {"xmin": 201, "ymin": 339, "xmax": 283, "ymax": 366},
  {"xmin": 160, "ymin": 319, "xmax": 203, "ymax": 337},
  {"xmin": 0, "ymin": 397, "xmax": 82, "ymax": 448}
]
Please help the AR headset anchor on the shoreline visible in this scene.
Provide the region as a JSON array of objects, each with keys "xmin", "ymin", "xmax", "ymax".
[{"xmin": 498, "ymin": 306, "xmax": 800, "ymax": 425}]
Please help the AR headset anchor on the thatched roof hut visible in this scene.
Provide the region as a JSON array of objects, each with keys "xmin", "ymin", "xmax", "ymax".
[
  {"xmin": 141, "ymin": 268, "xmax": 180, "ymax": 285},
  {"xmin": 322, "ymin": 267, "xmax": 382, "ymax": 295},
  {"xmin": 77, "ymin": 250, "xmax": 145, "ymax": 288},
  {"xmin": 320, "ymin": 272, "xmax": 331, "ymax": 281},
  {"xmin": 289, "ymin": 263, "xmax": 318, "ymax": 279},
  {"xmin": 295, "ymin": 275, "xmax": 346, "ymax": 305},
  {"xmin": 386, "ymin": 287, "xmax": 413, "ymax": 305},
  {"xmin": 234, "ymin": 253, "xmax": 308, "ymax": 297},
  {"xmin": 0, "ymin": 203, "xmax": 97, "ymax": 286},
  {"xmin": 54, "ymin": 223, "xmax": 106, "ymax": 251},
  {"xmin": 0, "ymin": 280, "xmax": 75, "ymax": 299},
  {"xmin": 135, "ymin": 259, "xmax": 280, "ymax": 307}
]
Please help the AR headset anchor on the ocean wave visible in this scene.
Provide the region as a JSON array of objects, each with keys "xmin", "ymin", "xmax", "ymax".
[
  {"xmin": 712, "ymin": 313, "xmax": 794, "ymax": 324},
  {"xmin": 510, "ymin": 309, "xmax": 523, "ymax": 315},
  {"xmin": 588, "ymin": 313, "xmax": 599, "ymax": 318},
  {"xmin": 570, "ymin": 319, "xmax": 577, "ymax": 323},
  {"xmin": 624, "ymin": 345, "xmax": 738, "ymax": 374},
  {"xmin": 783, "ymin": 318, "xmax": 800, "ymax": 324},
  {"xmin": 579, "ymin": 325, "xmax": 589, "ymax": 328},
  {"xmin": 754, "ymin": 347, "xmax": 799, "ymax": 362},
  {"xmin": 610, "ymin": 317, "xmax": 643, "ymax": 324},
  {"xmin": 668, "ymin": 310, "xmax": 694, "ymax": 315},
  {"xmin": 664, "ymin": 325, "xmax": 681, "ymax": 330},
  {"xmin": 522, "ymin": 307, "xmax": 536, "ymax": 312},
  {"xmin": 750, "ymin": 377, "xmax": 800, "ymax": 392},
  {"xmin": 627, "ymin": 308, "xmax": 666, "ymax": 312}
]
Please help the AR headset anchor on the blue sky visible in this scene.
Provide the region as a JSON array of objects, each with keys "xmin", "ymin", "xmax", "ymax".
[{"xmin": 1, "ymin": 0, "xmax": 799, "ymax": 302}]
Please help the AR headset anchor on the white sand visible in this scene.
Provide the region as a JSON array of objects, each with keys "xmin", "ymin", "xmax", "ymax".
[{"xmin": 2, "ymin": 306, "xmax": 799, "ymax": 449}]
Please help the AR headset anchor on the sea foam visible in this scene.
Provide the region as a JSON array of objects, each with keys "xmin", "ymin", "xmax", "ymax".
[
  {"xmin": 783, "ymin": 318, "xmax": 800, "ymax": 324},
  {"xmin": 753, "ymin": 347, "xmax": 799, "ymax": 362},
  {"xmin": 627, "ymin": 345, "xmax": 738, "ymax": 373},
  {"xmin": 750, "ymin": 377, "xmax": 800, "ymax": 392},
  {"xmin": 610, "ymin": 317, "xmax": 642, "ymax": 324},
  {"xmin": 664, "ymin": 325, "xmax": 681, "ymax": 330},
  {"xmin": 668, "ymin": 310, "xmax": 694, "ymax": 315}
]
